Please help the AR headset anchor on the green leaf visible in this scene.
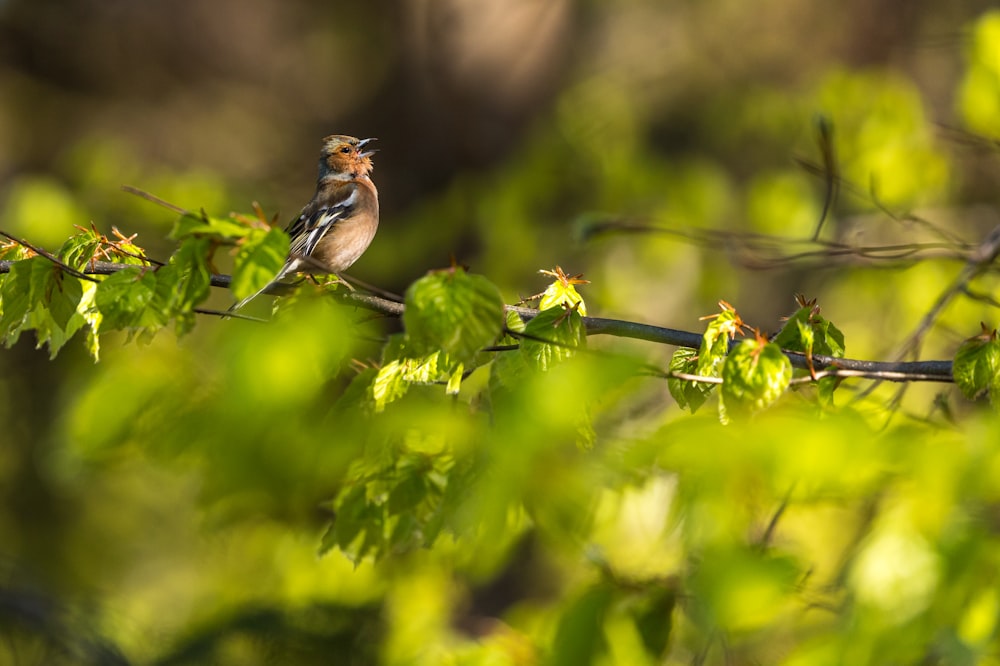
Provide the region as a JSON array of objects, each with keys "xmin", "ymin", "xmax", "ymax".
[
  {"xmin": 668, "ymin": 347, "xmax": 715, "ymax": 413},
  {"xmin": 47, "ymin": 271, "xmax": 84, "ymax": 330},
  {"xmin": 403, "ymin": 268, "xmax": 505, "ymax": 363},
  {"xmin": 388, "ymin": 464, "xmax": 429, "ymax": 515},
  {"xmin": 721, "ymin": 338, "xmax": 793, "ymax": 418},
  {"xmin": 539, "ymin": 277, "xmax": 588, "ymax": 316},
  {"xmin": 372, "ymin": 338, "xmax": 460, "ymax": 411},
  {"xmin": 58, "ymin": 230, "xmax": 103, "ymax": 271},
  {"xmin": 520, "ymin": 307, "xmax": 585, "ymax": 371},
  {"xmin": 0, "ymin": 257, "xmax": 55, "ymax": 345},
  {"xmin": 329, "ymin": 484, "xmax": 383, "ymax": 564},
  {"xmin": 953, "ymin": 326, "xmax": 1000, "ymax": 405},
  {"xmin": 505, "ymin": 308, "xmax": 526, "ymax": 334},
  {"xmin": 143, "ymin": 237, "xmax": 213, "ymax": 336},
  {"xmin": 167, "ymin": 237, "xmax": 213, "ymax": 310},
  {"xmin": 550, "ymin": 584, "xmax": 613, "ymax": 666},
  {"xmin": 697, "ymin": 306, "xmax": 741, "ymax": 378},
  {"xmin": 372, "ymin": 359, "xmax": 410, "ymax": 412},
  {"xmin": 0, "ymin": 243, "xmax": 32, "ymax": 262},
  {"xmin": 29, "ymin": 302, "xmax": 85, "ymax": 359},
  {"xmin": 631, "ymin": 585, "xmax": 676, "ymax": 659},
  {"xmin": 94, "ymin": 267, "xmax": 166, "ymax": 331},
  {"xmin": 78, "ymin": 282, "xmax": 102, "ymax": 361},
  {"xmin": 169, "ymin": 211, "xmax": 252, "ymax": 241},
  {"xmin": 772, "ymin": 301, "xmax": 845, "ymax": 358},
  {"xmin": 445, "ymin": 363, "xmax": 464, "ymax": 395},
  {"xmin": 230, "ymin": 227, "xmax": 289, "ymax": 301}
]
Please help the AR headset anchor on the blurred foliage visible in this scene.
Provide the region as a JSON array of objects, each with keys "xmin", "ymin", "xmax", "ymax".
[
  {"xmin": 959, "ymin": 9, "xmax": 1000, "ymax": 139},
  {"xmin": 3, "ymin": 1, "xmax": 1000, "ymax": 665}
]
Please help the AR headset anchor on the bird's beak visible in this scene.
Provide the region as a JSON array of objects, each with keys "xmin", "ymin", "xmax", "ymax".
[{"xmin": 357, "ymin": 137, "xmax": 378, "ymax": 158}]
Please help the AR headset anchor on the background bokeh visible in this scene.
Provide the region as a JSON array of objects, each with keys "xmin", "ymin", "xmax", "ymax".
[{"xmin": 3, "ymin": 0, "xmax": 1000, "ymax": 664}]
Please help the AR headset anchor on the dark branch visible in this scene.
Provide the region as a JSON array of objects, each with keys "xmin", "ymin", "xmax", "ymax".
[{"xmin": 0, "ymin": 259, "xmax": 957, "ymax": 384}]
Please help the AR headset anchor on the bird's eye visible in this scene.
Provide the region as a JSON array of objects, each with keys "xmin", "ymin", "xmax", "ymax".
[{"xmin": 340, "ymin": 146, "xmax": 351, "ymax": 154}]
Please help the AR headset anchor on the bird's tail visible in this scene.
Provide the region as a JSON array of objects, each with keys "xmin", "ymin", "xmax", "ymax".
[{"xmin": 227, "ymin": 266, "xmax": 291, "ymax": 313}]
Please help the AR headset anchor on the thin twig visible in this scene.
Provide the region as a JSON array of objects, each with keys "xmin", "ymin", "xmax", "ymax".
[{"xmin": 121, "ymin": 185, "xmax": 192, "ymax": 217}]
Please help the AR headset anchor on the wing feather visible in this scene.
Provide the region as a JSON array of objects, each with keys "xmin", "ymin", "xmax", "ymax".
[{"xmin": 286, "ymin": 184, "xmax": 359, "ymax": 257}]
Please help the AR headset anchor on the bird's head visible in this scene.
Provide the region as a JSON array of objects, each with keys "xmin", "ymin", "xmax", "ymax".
[{"xmin": 318, "ymin": 135, "xmax": 376, "ymax": 182}]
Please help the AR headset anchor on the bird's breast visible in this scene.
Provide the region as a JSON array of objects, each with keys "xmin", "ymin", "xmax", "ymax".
[{"xmin": 309, "ymin": 215, "xmax": 379, "ymax": 274}]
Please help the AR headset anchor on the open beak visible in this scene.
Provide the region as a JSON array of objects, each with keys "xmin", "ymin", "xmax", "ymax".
[{"xmin": 357, "ymin": 137, "xmax": 378, "ymax": 158}]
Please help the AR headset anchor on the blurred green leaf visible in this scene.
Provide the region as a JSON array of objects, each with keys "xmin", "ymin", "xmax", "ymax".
[
  {"xmin": 153, "ymin": 237, "xmax": 212, "ymax": 335},
  {"xmin": 631, "ymin": 584, "xmax": 676, "ymax": 659},
  {"xmin": 959, "ymin": 10, "xmax": 1000, "ymax": 138},
  {"xmin": 550, "ymin": 584, "xmax": 613, "ymax": 666},
  {"xmin": 815, "ymin": 68, "xmax": 949, "ymax": 207},
  {"xmin": 170, "ymin": 211, "xmax": 251, "ymax": 240},
  {"xmin": 330, "ymin": 484, "xmax": 383, "ymax": 565},
  {"xmin": 403, "ymin": 267, "xmax": 505, "ymax": 363},
  {"xmin": 372, "ymin": 358, "xmax": 411, "ymax": 412},
  {"xmin": 230, "ymin": 227, "xmax": 289, "ymax": 301},
  {"xmin": 691, "ymin": 549, "xmax": 800, "ymax": 633}
]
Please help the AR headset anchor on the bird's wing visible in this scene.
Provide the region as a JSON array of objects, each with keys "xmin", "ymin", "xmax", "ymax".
[{"xmin": 286, "ymin": 184, "xmax": 359, "ymax": 257}]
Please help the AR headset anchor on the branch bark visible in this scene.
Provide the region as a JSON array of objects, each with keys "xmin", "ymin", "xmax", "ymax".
[{"xmin": 0, "ymin": 259, "xmax": 956, "ymax": 384}]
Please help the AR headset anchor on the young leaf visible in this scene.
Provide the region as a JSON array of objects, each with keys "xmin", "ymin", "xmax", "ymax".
[
  {"xmin": 58, "ymin": 230, "xmax": 103, "ymax": 271},
  {"xmin": 668, "ymin": 347, "xmax": 715, "ymax": 413},
  {"xmin": 697, "ymin": 302, "xmax": 744, "ymax": 378},
  {"xmin": 230, "ymin": 227, "xmax": 289, "ymax": 301},
  {"xmin": 403, "ymin": 267, "xmax": 505, "ymax": 363},
  {"xmin": 721, "ymin": 337, "xmax": 792, "ymax": 417},
  {"xmin": 94, "ymin": 267, "xmax": 166, "ymax": 331},
  {"xmin": 772, "ymin": 297, "xmax": 846, "ymax": 358},
  {"xmin": 520, "ymin": 307, "xmax": 585, "ymax": 371},
  {"xmin": 0, "ymin": 257, "xmax": 47, "ymax": 343},
  {"xmin": 538, "ymin": 266, "xmax": 589, "ymax": 316},
  {"xmin": 372, "ymin": 359, "xmax": 410, "ymax": 412},
  {"xmin": 953, "ymin": 324, "xmax": 1000, "ymax": 405},
  {"xmin": 47, "ymin": 270, "xmax": 84, "ymax": 330}
]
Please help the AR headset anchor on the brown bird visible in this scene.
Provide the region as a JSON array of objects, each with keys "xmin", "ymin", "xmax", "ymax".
[{"xmin": 230, "ymin": 135, "xmax": 379, "ymax": 311}]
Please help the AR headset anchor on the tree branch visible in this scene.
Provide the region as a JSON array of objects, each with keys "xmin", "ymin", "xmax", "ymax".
[{"xmin": 0, "ymin": 259, "xmax": 956, "ymax": 385}]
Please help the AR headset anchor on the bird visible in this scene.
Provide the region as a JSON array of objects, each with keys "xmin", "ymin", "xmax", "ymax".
[{"xmin": 229, "ymin": 134, "xmax": 379, "ymax": 312}]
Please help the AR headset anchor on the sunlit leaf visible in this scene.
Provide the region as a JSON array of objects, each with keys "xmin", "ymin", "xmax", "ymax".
[
  {"xmin": 520, "ymin": 307, "xmax": 585, "ymax": 371},
  {"xmin": 773, "ymin": 300, "xmax": 845, "ymax": 358},
  {"xmin": 721, "ymin": 338, "xmax": 792, "ymax": 418},
  {"xmin": 403, "ymin": 267, "xmax": 505, "ymax": 363},
  {"xmin": 954, "ymin": 325, "xmax": 1000, "ymax": 405},
  {"xmin": 58, "ymin": 229, "xmax": 103, "ymax": 271},
  {"xmin": 668, "ymin": 346, "xmax": 715, "ymax": 413}
]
